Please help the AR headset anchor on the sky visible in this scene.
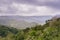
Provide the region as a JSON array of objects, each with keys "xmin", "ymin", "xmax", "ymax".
[{"xmin": 0, "ymin": 0, "xmax": 60, "ymax": 16}]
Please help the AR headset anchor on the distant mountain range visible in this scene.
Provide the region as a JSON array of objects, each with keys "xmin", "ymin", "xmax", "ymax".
[{"xmin": 0, "ymin": 16, "xmax": 52, "ymax": 29}]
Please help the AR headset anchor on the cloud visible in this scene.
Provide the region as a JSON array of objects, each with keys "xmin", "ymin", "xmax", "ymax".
[
  {"xmin": 14, "ymin": 0, "xmax": 60, "ymax": 9},
  {"xmin": 0, "ymin": 0, "xmax": 60, "ymax": 9},
  {"xmin": 0, "ymin": 0, "xmax": 60, "ymax": 16},
  {"xmin": 1, "ymin": 2, "xmax": 59, "ymax": 16}
]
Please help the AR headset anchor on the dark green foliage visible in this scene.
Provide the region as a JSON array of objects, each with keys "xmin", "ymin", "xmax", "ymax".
[
  {"xmin": 23, "ymin": 27, "xmax": 30, "ymax": 33},
  {"xmin": 8, "ymin": 27, "xmax": 18, "ymax": 34},
  {"xmin": 0, "ymin": 25, "xmax": 8, "ymax": 37},
  {"xmin": 31, "ymin": 25, "xmax": 43, "ymax": 30},
  {"xmin": 0, "ymin": 25, "xmax": 18, "ymax": 37},
  {"xmin": 15, "ymin": 31, "xmax": 24, "ymax": 40}
]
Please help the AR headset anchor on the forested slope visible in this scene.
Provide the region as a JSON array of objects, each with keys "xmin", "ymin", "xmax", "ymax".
[{"xmin": 0, "ymin": 18, "xmax": 60, "ymax": 40}]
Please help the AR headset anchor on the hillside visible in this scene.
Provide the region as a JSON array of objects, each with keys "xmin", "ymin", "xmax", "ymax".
[{"xmin": 0, "ymin": 16, "xmax": 60, "ymax": 40}]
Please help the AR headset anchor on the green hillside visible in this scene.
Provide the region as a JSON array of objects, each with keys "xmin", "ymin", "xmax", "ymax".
[{"xmin": 0, "ymin": 18, "xmax": 60, "ymax": 40}]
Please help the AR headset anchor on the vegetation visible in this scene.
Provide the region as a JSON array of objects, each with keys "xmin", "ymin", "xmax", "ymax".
[{"xmin": 0, "ymin": 18, "xmax": 60, "ymax": 40}]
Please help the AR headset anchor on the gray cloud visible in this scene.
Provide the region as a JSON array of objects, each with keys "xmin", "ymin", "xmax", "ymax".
[
  {"xmin": 0, "ymin": 0, "xmax": 60, "ymax": 15},
  {"xmin": 0, "ymin": 0, "xmax": 60, "ymax": 8},
  {"xmin": 13, "ymin": 0, "xmax": 60, "ymax": 9}
]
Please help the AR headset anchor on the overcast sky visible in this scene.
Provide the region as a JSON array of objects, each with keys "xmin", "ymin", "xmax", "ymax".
[{"xmin": 0, "ymin": 0, "xmax": 60, "ymax": 16}]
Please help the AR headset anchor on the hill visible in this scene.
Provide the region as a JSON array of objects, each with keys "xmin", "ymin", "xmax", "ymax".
[{"xmin": 0, "ymin": 16, "xmax": 60, "ymax": 40}]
